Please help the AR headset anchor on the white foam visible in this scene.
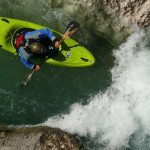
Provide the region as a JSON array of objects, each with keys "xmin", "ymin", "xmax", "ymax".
[{"xmin": 44, "ymin": 28, "xmax": 150, "ymax": 149}]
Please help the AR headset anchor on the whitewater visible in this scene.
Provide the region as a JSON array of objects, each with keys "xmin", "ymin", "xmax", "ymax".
[{"xmin": 44, "ymin": 27, "xmax": 150, "ymax": 149}]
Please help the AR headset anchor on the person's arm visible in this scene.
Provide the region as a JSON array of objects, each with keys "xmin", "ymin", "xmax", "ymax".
[
  {"xmin": 18, "ymin": 47, "xmax": 35, "ymax": 69},
  {"xmin": 38, "ymin": 28, "xmax": 60, "ymax": 48},
  {"xmin": 25, "ymin": 28, "xmax": 60, "ymax": 49},
  {"xmin": 25, "ymin": 28, "xmax": 56, "ymax": 41}
]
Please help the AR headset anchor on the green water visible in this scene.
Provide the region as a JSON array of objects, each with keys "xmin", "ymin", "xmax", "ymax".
[
  {"xmin": 0, "ymin": 35, "xmax": 113, "ymax": 125},
  {"xmin": 1, "ymin": 1, "xmax": 150, "ymax": 150},
  {"xmin": 0, "ymin": 1, "xmax": 114, "ymax": 125}
]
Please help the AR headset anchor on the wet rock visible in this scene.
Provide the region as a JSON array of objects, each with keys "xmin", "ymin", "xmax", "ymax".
[
  {"xmin": 103, "ymin": 0, "xmax": 150, "ymax": 27},
  {"xmin": 0, "ymin": 125, "xmax": 83, "ymax": 150},
  {"xmin": 48, "ymin": 0, "xmax": 149, "ymax": 45}
]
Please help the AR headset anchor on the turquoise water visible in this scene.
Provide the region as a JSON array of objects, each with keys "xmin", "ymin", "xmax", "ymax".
[{"xmin": 0, "ymin": 0, "xmax": 150, "ymax": 150}]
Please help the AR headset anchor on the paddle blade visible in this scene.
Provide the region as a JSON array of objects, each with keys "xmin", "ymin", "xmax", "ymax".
[
  {"xmin": 20, "ymin": 70, "xmax": 35, "ymax": 89},
  {"xmin": 59, "ymin": 21, "xmax": 80, "ymax": 44},
  {"xmin": 65, "ymin": 21, "xmax": 80, "ymax": 36}
]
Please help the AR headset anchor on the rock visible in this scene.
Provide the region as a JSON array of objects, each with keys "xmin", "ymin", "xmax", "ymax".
[
  {"xmin": 103, "ymin": 0, "xmax": 150, "ymax": 27},
  {"xmin": 48, "ymin": 0, "xmax": 149, "ymax": 44},
  {"xmin": 0, "ymin": 126, "xmax": 83, "ymax": 150}
]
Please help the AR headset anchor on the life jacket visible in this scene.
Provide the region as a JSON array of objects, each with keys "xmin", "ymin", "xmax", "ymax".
[
  {"xmin": 15, "ymin": 33, "xmax": 25, "ymax": 48},
  {"xmin": 15, "ymin": 32, "xmax": 39, "ymax": 54},
  {"xmin": 15, "ymin": 32, "xmax": 59, "ymax": 58}
]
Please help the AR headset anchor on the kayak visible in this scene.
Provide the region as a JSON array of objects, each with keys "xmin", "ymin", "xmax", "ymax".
[{"xmin": 0, "ymin": 17, "xmax": 95, "ymax": 67}]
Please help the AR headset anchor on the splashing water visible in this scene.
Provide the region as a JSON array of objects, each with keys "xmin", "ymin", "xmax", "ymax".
[{"xmin": 44, "ymin": 28, "xmax": 150, "ymax": 149}]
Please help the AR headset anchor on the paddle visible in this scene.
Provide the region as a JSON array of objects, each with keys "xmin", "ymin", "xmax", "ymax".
[
  {"xmin": 21, "ymin": 21, "xmax": 80, "ymax": 88},
  {"xmin": 59, "ymin": 21, "xmax": 80, "ymax": 43},
  {"xmin": 21, "ymin": 69, "xmax": 36, "ymax": 89}
]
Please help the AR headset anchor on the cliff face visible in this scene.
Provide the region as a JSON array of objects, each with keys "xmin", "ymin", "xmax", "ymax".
[{"xmin": 0, "ymin": 126, "xmax": 83, "ymax": 150}]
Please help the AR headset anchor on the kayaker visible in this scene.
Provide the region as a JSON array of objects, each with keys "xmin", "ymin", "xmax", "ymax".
[{"xmin": 14, "ymin": 28, "xmax": 60, "ymax": 71}]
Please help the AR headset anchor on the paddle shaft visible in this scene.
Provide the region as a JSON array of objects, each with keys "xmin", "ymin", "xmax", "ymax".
[
  {"xmin": 21, "ymin": 69, "xmax": 36, "ymax": 87},
  {"xmin": 59, "ymin": 28, "xmax": 79, "ymax": 44}
]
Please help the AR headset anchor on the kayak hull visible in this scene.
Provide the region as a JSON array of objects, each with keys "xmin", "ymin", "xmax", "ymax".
[{"xmin": 0, "ymin": 17, "xmax": 95, "ymax": 67}]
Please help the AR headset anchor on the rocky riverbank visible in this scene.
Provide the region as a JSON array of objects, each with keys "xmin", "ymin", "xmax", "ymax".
[{"xmin": 0, "ymin": 126, "xmax": 83, "ymax": 150}]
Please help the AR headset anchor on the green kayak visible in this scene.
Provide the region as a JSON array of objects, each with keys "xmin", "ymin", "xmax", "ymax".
[{"xmin": 0, "ymin": 17, "xmax": 95, "ymax": 67}]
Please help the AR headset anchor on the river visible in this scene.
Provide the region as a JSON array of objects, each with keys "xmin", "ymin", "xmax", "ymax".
[{"xmin": 0, "ymin": 0, "xmax": 150, "ymax": 150}]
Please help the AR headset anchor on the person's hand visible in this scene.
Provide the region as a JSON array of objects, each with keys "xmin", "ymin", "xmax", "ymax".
[
  {"xmin": 34, "ymin": 64, "xmax": 41, "ymax": 71},
  {"xmin": 54, "ymin": 41, "xmax": 60, "ymax": 48},
  {"xmin": 62, "ymin": 32, "xmax": 70, "ymax": 40}
]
